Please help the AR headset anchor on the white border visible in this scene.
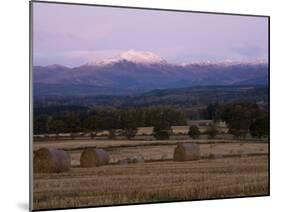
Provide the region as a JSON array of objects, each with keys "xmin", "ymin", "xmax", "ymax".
[{"xmin": 1, "ymin": 0, "xmax": 280, "ymax": 212}]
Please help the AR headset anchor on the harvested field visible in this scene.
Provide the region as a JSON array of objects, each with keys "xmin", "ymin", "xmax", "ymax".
[
  {"xmin": 33, "ymin": 138, "xmax": 269, "ymax": 210},
  {"xmin": 33, "ymin": 138, "xmax": 267, "ymax": 151},
  {"xmin": 33, "ymin": 155, "xmax": 268, "ymax": 210},
  {"xmin": 34, "ymin": 139, "xmax": 268, "ymax": 165}
]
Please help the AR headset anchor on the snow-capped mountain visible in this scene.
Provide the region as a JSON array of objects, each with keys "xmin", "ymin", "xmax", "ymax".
[
  {"xmin": 180, "ymin": 59, "xmax": 267, "ymax": 67},
  {"xmin": 95, "ymin": 50, "xmax": 167, "ymax": 66},
  {"xmin": 33, "ymin": 50, "xmax": 268, "ymax": 96}
]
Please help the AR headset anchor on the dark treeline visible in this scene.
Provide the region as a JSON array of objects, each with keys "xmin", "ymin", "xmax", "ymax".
[
  {"xmin": 34, "ymin": 102, "xmax": 269, "ymax": 139},
  {"xmin": 206, "ymin": 102, "xmax": 269, "ymax": 138},
  {"xmin": 34, "ymin": 107, "xmax": 187, "ymax": 136}
]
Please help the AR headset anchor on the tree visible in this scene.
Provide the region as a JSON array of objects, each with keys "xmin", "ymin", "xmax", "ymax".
[
  {"xmin": 83, "ymin": 116, "xmax": 99, "ymax": 139},
  {"xmin": 48, "ymin": 119, "xmax": 66, "ymax": 139},
  {"xmin": 34, "ymin": 115, "xmax": 48, "ymax": 134},
  {"xmin": 65, "ymin": 112, "xmax": 80, "ymax": 139},
  {"xmin": 108, "ymin": 129, "xmax": 116, "ymax": 139},
  {"xmin": 119, "ymin": 110, "xmax": 138, "ymax": 139},
  {"xmin": 123, "ymin": 127, "xmax": 138, "ymax": 139},
  {"xmin": 206, "ymin": 124, "xmax": 218, "ymax": 139},
  {"xmin": 98, "ymin": 109, "xmax": 119, "ymax": 139},
  {"xmin": 228, "ymin": 128, "xmax": 248, "ymax": 139},
  {"xmin": 220, "ymin": 103, "xmax": 260, "ymax": 138},
  {"xmin": 205, "ymin": 103, "xmax": 224, "ymax": 121},
  {"xmin": 153, "ymin": 120, "xmax": 172, "ymax": 140},
  {"xmin": 164, "ymin": 108, "xmax": 187, "ymax": 126},
  {"xmin": 188, "ymin": 125, "xmax": 200, "ymax": 139},
  {"xmin": 250, "ymin": 115, "xmax": 269, "ymax": 138}
]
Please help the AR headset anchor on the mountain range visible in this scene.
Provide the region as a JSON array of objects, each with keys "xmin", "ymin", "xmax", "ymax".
[{"xmin": 33, "ymin": 50, "xmax": 268, "ymax": 96}]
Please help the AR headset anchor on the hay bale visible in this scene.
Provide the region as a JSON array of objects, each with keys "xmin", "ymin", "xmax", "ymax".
[
  {"xmin": 173, "ymin": 143, "xmax": 200, "ymax": 161},
  {"xmin": 80, "ymin": 148, "xmax": 109, "ymax": 167},
  {"xmin": 34, "ymin": 148, "xmax": 71, "ymax": 173}
]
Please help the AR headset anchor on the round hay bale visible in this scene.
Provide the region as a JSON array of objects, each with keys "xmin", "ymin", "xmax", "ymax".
[
  {"xmin": 173, "ymin": 143, "xmax": 200, "ymax": 161},
  {"xmin": 80, "ymin": 148, "xmax": 109, "ymax": 167},
  {"xmin": 34, "ymin": 148, "xmax": 71, "ymax": 173}
]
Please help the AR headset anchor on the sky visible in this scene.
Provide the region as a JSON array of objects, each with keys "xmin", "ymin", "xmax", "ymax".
[{"xmin": 33, "ymin": 2, "xmax": 269, "ymax": 67}]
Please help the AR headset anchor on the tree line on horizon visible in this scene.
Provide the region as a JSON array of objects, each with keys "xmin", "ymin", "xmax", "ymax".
[{"xmin": 34, "ymin": 103, "xmax": 268, "ymax": 140}]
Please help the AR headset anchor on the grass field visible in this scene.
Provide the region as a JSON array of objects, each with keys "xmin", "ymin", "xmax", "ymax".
[{"xmin": 33, "ymin": 139, "xmax": 269, "ymax": 210}]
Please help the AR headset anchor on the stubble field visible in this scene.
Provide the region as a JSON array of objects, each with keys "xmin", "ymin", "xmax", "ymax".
[{"xmin": 33, "ymin": 139, "xmax": 269, "ymax": 210}]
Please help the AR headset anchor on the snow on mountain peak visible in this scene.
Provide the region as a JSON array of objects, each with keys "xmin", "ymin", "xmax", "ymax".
[
  {"xmin": 46, "ymin": 64, "xmax": 69, "ymax": 69},
  {"xmin": 120, "ymin": 50, "xmax": 166, "ymax": 64},
  {"xmin": 96, "ymin": 50, "xmax": 167, "ymax": 65},
  {"xmin": 180, "ymin": 59, "xmax": 267, "ymax": 67}
]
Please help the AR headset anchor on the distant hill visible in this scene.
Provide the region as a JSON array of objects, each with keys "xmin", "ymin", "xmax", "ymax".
[
  {"xmin": 33, "ymin": 51, "xmax": 268, "ymax": 96},
  {"xmin": 34, "ymin": 85, "xmax": 268, "ymax": 109}
]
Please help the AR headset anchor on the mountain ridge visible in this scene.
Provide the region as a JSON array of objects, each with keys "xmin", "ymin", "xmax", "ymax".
[
  {"xmin": 33, "ymin": 52, "xmax": 268, "ymax": 97},
  {"xmin": 34, "ymin": 84, "xmax": 268, "ymax": 109}
]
